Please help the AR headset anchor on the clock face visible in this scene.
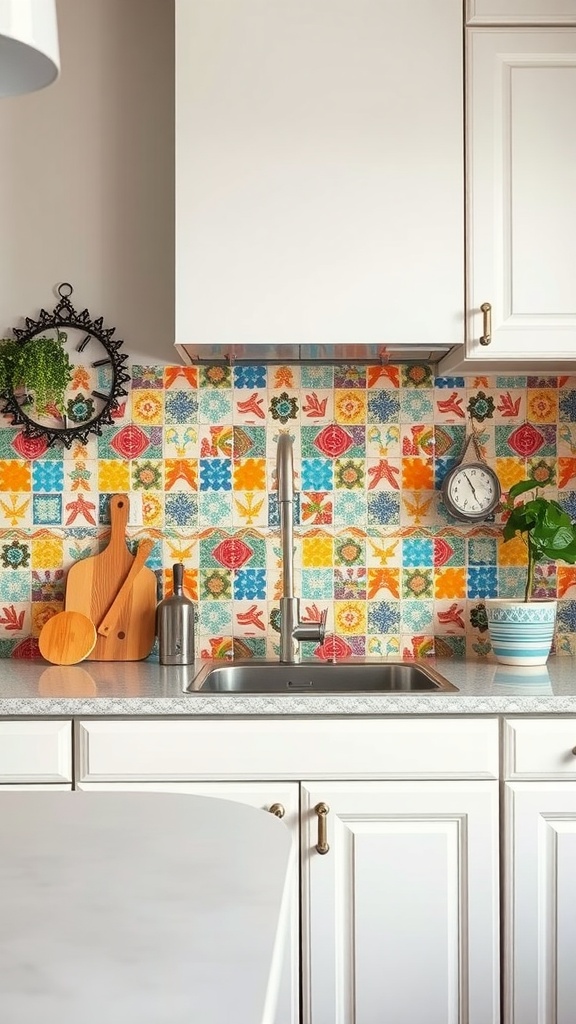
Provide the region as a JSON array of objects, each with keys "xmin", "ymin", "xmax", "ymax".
[
  {"xmin": 1, "ymin": 285, "xmax": 130, "ymax": 448},
  {"xmin": 441, "ymin": 462, "xmax": 501, "ymax": 522}
]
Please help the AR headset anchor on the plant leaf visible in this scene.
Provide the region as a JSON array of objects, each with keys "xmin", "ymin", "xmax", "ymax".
[{"xmin": 509, "ymin": 478, "xmax": 538, "ymax": 501}]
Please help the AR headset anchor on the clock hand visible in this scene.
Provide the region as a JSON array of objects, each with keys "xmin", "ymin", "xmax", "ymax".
[{"xmin": 463, "ymin": 472, "xmax": 479, "ymax": 501}]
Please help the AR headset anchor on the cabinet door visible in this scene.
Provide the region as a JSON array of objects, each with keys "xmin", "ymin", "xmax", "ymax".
[
  {"xmin": 504, "ymin": 782, "xmax": 576, "ymax": 1024},
  {"xmin": 78, "ymin": 780, "xmax": 299, "ymax": 1024},
  {"xmin": 301, "ymin": 781, "xmax": 499, "ymax": 1024},
  {"xmin": 462, "ymin": 28, "xmax": 576, "ymax": 369},
  {"xmin": 175, "ymin": 0, "xmax": 463, "ymax": 356}
]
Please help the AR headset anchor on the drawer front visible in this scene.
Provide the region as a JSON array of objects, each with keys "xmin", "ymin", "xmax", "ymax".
[
  {"xmin": 77, "ymin": 718, "xmax": 499, "ymax": 782},
  {"xmin": 0, "ymin": 721, "xmax": 72, "ymax": 783},
  {"xmin": 504, "ymin": 718, "xmax": 576, "ymax": 779}
]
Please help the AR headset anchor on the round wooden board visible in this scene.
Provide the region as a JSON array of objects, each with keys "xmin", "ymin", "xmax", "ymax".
[{"xmin": 39, "ymin": 611, "xmax": 97, "ymax": 666}]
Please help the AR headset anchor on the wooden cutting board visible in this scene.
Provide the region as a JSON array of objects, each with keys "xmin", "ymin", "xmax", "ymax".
[{"xmin": 64, "ymin": 494, "xmax": 157, "ymax": 661}]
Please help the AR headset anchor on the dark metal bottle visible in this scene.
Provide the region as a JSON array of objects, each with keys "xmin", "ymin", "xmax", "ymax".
[{"xmin": 157, "ymin": 563, "xmax": 195, "ymax": 665}]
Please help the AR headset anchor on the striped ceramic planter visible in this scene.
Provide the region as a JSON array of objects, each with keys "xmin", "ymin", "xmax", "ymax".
[{"xmin": 484, "ymin": 599, "xmax": 557, "ymax": 667}]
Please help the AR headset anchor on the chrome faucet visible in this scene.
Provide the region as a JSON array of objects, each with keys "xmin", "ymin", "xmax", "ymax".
[{"xmin": 276, "ymin": 433, "xmax": 327, "ymax": 662}]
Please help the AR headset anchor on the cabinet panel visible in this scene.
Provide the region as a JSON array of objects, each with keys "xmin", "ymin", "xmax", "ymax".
[
  {"xmin": 175, "ymin": 0, "xmax": 463, "ymax": 356},
  {"xmin": 77, "ymin": 780, "xmax": 299, "ymax": 1024},
  {"xmin": 441, "ymin": 26, "xmax": 576, "ymax": 374},
  {"xmin": 504, "ymin": 782, "xmax": 576, "ymax": 1024},
  {"xmin": 0, "ymin": 720, "xmax": 72, "ymax": 783},
  {"xmin": 301, "ymin": 781, "xmax": 499, "ymax": 1024},
  {"xmin": 503, "ymin": 717, "xmax": 576, "ymax": 779},
  {"xmin": 467, "ymin": 1, "xmax": 576, "ymax": 24},
  {"xmin": 77, "ymin": 718, "xmax": 499, "ymax": 782},
  {"xmin": 467, "ymin": 29, "xmax": 576, "ymax": 365}
]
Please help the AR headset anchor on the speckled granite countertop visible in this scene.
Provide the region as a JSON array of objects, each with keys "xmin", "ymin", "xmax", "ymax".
[{"xmin": 0, "ymin": 657, "xmax": 575, "ymax": 716}]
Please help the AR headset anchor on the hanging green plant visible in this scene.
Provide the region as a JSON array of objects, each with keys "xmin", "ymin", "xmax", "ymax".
[{"xmin": 0, "ymin": 329, "xmax": 73, "ymax": 418}]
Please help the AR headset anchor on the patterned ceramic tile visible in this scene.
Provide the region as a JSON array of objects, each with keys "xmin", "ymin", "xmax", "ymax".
[
  {"xmin": 0, "ymin": 495, "xmax": 32, "ymax": 528},
  {"xmin": 165, "ymin": 492, "xmax": 198, "ymax": 529},
  {"xmin": 301, "ymin": 365, "xmax": 333, "ymax": 390},
  {"xmin": 234, "ymin": 390, "xmax": 267, "ymax": 424},
  {"xmin": 401, "ymin": 599, "xmax": 433, "ymax": 632},
  {"xmin": 334, "ymin": 567, "xmax": 366, "ymax": 601},
  {"xmin": 301, "ymin": 568, "xmax": 334, "ymax": 600},
  {"xmin": 200, "ymin": 489, "xmax": 236, "ymax": 528},
  {"xmin": 32, "ymin": 494, "xmax": 63, "ymax": 526},
  {"xmin": 434, "ymin": 535, "xmax": 465, "ymax": 567},
  {"xmin": 0, "ymin": 428, "xmax": 26, "ymax": 459},
  {"xmin": 301, "ymin": 458, "xmax": 333, "ymax": 492},
  {"xmin": 233, "ymin": 365, "xmax": 267, "ymax": 390},
  {"xmin": 559, "ymin": 390, "xmax": 576, "ymax": 422},
  {"xmin": 1, "ymin": 358, "xmax": 575, "ymax": 659},
  {"xmin": 434, "ymin": 567, "xmax": 466, "ymax": 600},
  {"xmin": 434, "ymin": 599, "xmax": 467, "ymax": 634},
  {"xmin": 199, "ymin": 601, "xmax": 233, "ymax": 636},
  {"xmin": 301, "ymin": 390, "xmax": 333, "ymax": 423},
  {"xmin": 165, "ymin": 390, "xmax": 198, "ymax": 425},
  {"xmin": 434, "ymin": 375, "xmax": 466, "ymax": 390},
  {"xmin": 402, "ymin": 568, "xmax": 433, "ymax": 600},
  {"xmin": 132, "ymin": 390, "xmax": 164, "ymax": 425},
  {"xmin": 367, "ymin": 390, "xmax": 400, "ymax": 424},
  {"xmin": 233, "ymin": 491, "xmax": 267, "ymax": 528},
  {"xmin": 0, "ymin": 570, "xmax": 31, "ymax": 602},
  {"xmin": 366, "ymin": 491, "xmax": 400, "ymax": 526},
  {"xmin": 366, "ymin": 458, "xmax": 401, "ymax": 492},
  {"xmin": 132, "ymin": 365, "xmax": 164, "ymax": 389},
  {"xmin": 433, "ymin": 388, "xmax": 467, "ymax": 423},
  {"xmin": 467, "ymin": 566, "xmax": 498, "ymax": 599},
  {"xmin": 402, "ymin": 537, "xmax": 433, "ymax": 567},
  {"xmin": 31, "ymin": 536, "xmax": 63, "ymax": 570},
  {"xmin": 198, "ymin": 389, "xmax": 233, "ymax": 424},
  {"xmin": 198, "ymin": 458, "xmax": 232, "ymax": 492}
]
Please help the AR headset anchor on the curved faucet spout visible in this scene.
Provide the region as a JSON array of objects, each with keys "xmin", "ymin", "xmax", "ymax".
[{"xmin": 276, "ymin": 434, "xmax": 326, "ymax": 662}]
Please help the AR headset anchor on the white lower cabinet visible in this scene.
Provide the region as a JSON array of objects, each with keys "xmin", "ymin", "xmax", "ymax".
[
  {"xmin": 301, "ymin": 781, "xmax": 499, "ymax": 1024},
  {"xmin": 76, "ymin": 718, "xmax": 500, "ymax": 1023},
  {"xmin": 503, "ymin": 716, "xmax": 576, "ymax": 1023},
  {"xmin": 504, "ymin": 783, "xmax": 576, "ymax": 1024}
]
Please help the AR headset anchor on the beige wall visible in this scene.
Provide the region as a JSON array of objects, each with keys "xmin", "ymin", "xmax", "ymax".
[{"xmin": 0, "ymin": 0, "xmax": 174, "ymax": 363}]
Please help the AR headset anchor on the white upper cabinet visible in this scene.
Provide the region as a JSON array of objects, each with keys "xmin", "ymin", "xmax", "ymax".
[
  {"xmin": 441, "ymin": 25, "xmax": 576, "ymax": 373},
  {"xmin": 467, "ymin": 1, "xmax": 576, "ymax": 24},
  {"xmin": 175, "ymin": 0, "xmax": 464, "ymax": 362}
]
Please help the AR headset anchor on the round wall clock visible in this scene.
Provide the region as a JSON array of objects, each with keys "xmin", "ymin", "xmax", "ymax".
[
  {"xmin": 441, "ymin": 432, "xmax": 501, "ymax": 523},
  {"xmin": 0, "ymin": 283, "xmax": 130, "ymax": 448}
]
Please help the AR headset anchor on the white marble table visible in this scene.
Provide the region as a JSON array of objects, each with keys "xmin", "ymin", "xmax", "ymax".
[{"xmin": 0, "ymin": 792, "xmax": 292, "ymax": 1024}]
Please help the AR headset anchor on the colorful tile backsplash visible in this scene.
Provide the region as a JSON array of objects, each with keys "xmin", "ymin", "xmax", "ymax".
[{"xmin": 1, "ymin": 362, "xmax": 576, "ymax": 660}]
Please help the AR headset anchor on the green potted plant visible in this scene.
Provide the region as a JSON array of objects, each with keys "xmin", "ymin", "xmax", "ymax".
[
  {"xmin": 0, "ymin": 330, "xmax": 73, "ymax": 419},
  {"xmin": 485, "ymin": 479, "xmax": 576, "ymax": 665}
]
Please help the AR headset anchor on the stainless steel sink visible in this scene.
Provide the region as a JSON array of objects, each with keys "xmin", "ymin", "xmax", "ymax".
[{"xmin": 186, "ymin": 660, "xmax": 457, "ymax": 693}]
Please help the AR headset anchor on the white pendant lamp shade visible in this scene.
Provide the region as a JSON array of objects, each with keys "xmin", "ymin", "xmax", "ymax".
[{"xmin": 0, "ymin": 0, "xmax": 60, "ymax": 97}]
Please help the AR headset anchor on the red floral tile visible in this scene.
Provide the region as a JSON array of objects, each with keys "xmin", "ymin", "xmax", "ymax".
[
  {"xmin": 110, "ymin": 425, "xmax": 149, "ymax": 460},
  {"xmin": 314, "ymin": 425, "xmax": 353, "ymax": 458}
]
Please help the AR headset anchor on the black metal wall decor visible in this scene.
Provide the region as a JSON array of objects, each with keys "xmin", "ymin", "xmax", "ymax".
[{"xmin": 0, "ymin": 283, "xmax": 130, "ymax": 448}]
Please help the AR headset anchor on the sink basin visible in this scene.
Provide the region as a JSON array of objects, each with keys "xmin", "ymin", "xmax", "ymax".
[{"xmin": 186, "ymin": 660, "xmax": 457, "ymax": 693}]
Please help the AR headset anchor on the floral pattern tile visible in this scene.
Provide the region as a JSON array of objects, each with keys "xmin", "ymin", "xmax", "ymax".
[{"xmin": 0, "ymin": 362, "xmax": 575, "ymax": 660}]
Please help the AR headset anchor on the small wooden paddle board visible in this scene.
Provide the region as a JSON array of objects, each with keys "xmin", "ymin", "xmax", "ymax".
[
  {"xmin": 38, "ymin": 611, "xmax": 97, "ymax": 666},
  {"xmin": 64, "ymin": 494, "xmax": 157, "ymax": 661}
]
